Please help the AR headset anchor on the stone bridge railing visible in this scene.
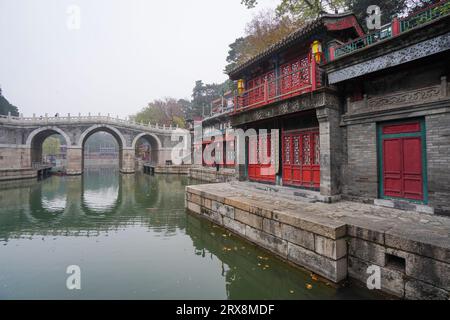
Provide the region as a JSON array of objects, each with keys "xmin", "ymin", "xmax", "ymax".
[{"xmin": 0, "ymin": 113, "xmax": 180, "ymax": 132}]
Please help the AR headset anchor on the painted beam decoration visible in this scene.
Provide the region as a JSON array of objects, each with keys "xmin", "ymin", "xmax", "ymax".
[{"xmin": 328, "ymin": 32, "xmax": 450, "ymax": 84}]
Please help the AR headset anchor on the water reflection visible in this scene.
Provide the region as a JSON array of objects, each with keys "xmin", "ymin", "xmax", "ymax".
[{"xmin": 0, "ymin": 168, "xmax": 382, "ymax": 299}]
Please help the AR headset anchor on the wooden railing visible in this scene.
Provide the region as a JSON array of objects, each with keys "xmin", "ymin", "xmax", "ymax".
[
  {"xmin": 233, "ymin": 61, "xmax": 318, "ymax": 113},
  {"xmin": 333, "ymin": 0, "xmax": 450, "ymax": 59}
]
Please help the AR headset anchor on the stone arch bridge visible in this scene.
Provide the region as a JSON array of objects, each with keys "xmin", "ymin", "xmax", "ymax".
[{"xmin": 0, "ymin": 113, "xmax": 187, "ymax": 175}]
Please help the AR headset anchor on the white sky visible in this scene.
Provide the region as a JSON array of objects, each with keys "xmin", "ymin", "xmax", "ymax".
[{"xmin": 0, "ymin": 0, "xmax": 278, "ymax": 118}]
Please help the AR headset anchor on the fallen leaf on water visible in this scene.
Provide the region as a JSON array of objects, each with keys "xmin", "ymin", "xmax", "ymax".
[
  {"xmin": 306, "ymin": 284, "xmax": 313, "ymax": 290},
  {"xmin": 257, "ymin": 263, "xmax": 261, "ymax": 266},
  {"xmin": 311, "ymin": 274, "xmax": 318, "ymax": 281},
  {"xmin": 227, "ymin": 248, "xmax": 232, "ymax": 251},
  {"xmin": 289, "ymin": 290, "xmax": 294, "ymax": 294},
  {"xmin": 264, "ymin": 264, "xmax": 270, "ymax": 268}
]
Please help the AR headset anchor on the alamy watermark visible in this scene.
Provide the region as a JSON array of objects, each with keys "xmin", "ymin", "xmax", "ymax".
[
  {"xmin": 66, "ymin": 265, "xmax": 81, "ymax": 290},
  {"xmin": 66, "ymin": 5, "xmax": 81, "ymax": 30}
]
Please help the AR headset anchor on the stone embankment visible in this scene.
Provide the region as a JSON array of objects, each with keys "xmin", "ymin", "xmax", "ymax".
[{"xmin": 185, "ymin": 181, "xmax": 450, "ymax": 299}]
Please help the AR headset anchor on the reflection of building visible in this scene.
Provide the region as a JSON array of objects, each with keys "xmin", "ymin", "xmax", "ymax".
[
  {"xmin": 84, "ymin": 144, "xmax": 119, "ymax": 159},
  {"xmin": 43, "ymin": 144, "xmax": 67, "ymax": 165},
  {"xmin": 137, "ymin": 142, "xmax": 151, "ymax": 162}
]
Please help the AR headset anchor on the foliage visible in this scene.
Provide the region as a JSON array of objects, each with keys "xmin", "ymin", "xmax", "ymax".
[
  {"xmin": 225, "ymin": 9, "xmax": 303, "ymax": 72},
  {"xmin": 0, "ymin": 87, "xmax": 19, "ymax": 116},
  {"xmin": 189, "ymin": 80, "xmax": 232, "ymax": 118},
  {"xmin": 133, "ymin": 98, "xmax": 187, "ymax": 128},
  {"xmin": 42, "ymin": 136, "xmax": 61, "ymax": 156}
]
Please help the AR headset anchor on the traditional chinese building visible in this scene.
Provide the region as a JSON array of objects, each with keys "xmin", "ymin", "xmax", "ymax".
[
  {"xmin": 227, "ymin": 12, "xmax": 365, "ymax": 199},
  {"xmin": 225, "ymin": 2, "xmax": 450, "ymax": 215}
]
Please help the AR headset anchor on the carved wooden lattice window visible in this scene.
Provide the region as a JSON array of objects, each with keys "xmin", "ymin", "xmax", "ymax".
[
  {"xmin": 299, "ymin": 56, "xmax": 310, "ymax": 84},
  {"xmin": 293, "ymin": 136, "xmax": 301, "ymax": 165},
  {"xmin": 284, "ymin": 135, "xmax": 291, "ymax": 164},
  {"xmin": 302, "ymin": 134, "xmax": 311, "ymax": 165},
  {"xmin": 313, "ymin": 133, "xmax": 320, "ymax": 165}
]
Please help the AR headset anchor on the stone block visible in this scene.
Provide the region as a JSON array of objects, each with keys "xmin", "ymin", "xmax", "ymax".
[
  {"xmin": 200, "ymin": 207, "xmax": 223, "ymax": 225},
  {"xmin": 281, "ymin": 224, "xmax": 314, "ymax": 251},
  {"xmin": 405, "ymin": 279, "xmax": 449, "ymax": 300},
  {"xmin": 349, "ymin": 237, "xmax": 386, "ymax": 266},
  {"xmin": 203, "ymin": 198, "xmax": 212, "ymax": 210},
  {"xmin": 273, "ymin": 210, "xmax": 346, "ymax": 239},
  {"xmin": 211, "ymin": 200, "xmax": 234, "ymax": 219},
  {"xmin": 262, "ymin": 218, "xmax": 282, "ymax": 238},
  {"xmin": 385, "ymin": 232, "xmax": 450, "ymax": 263},
  {"xmin": 406, "ymin": 253, "xmax": 450, "ymax": 291},
  {"xmin": 287, "ymin": 242, "xmax": 347, "ymax": 283},
  {"xmin": 348, "ymin": 256, "xmax": 405, "ymax": 298},
  {"xmin": 186, "ymin": 201, "xmax": 201, "ymax": 215},
  {"xmin": 186, "ymin": 192, "xmax": 201, "ymax": 205},
  {"xmin": 235, "ymin": 209, "xmax": 263, "ymax": 230},
  {"xmin": 347, "ymin": 224, "xmax": 384, "ymax": 245},
  {"xmin": 223, "ymin": 217, "xmax": 246, "ymax": 236},
  {"xmin": 315, "ymin": 235, "xmax": 347, "ymax": 260},
  {"xmin": 245, "ymin": 225, "xmax": 288, "ymax": 258}
]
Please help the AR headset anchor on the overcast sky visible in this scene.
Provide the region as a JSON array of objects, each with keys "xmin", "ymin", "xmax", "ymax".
[{"xmin": 0, "ymin": 0, "xmax": 278, "ymax": 118}]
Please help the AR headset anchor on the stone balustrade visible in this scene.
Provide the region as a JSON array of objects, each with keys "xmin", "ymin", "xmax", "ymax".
[{"xmin": 0, "ymin": 113, "xmax": 182, "ymax": 132}]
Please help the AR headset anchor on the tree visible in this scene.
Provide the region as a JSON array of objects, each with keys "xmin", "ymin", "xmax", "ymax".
[
  {"xmin": 42, "ymin": 136, "xmax": 61, "ymax": 156},
  {"xmin": 190, "ymin": 80, "xmax": 232, "ymax": 118},
  {"xmin": 133, "ymin": 98, "xmax": 186, "ymax": 128},
  {"xmin": 225, "ymin": 9, "xmax": 302, "ymax": 72},
  {"xmin": 242, "ymin": 0, "xmax": 433, "ymax": 24},
  {"xmin": 0, "ymin": 87, "xmax": 19, "ymax": 116},
  {"xmin": 346, "ymin": 0, "xmax": 407, "ymax": 25}
]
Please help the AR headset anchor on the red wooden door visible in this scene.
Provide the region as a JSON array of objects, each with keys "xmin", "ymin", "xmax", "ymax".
[
  {"xmin": 248, "ymin": 133, "xmax": 275, "ymax": 183},
  {"xmin": 282, "ymin": 129, "xmax": 320, "ymax": 188},
  {"xmin": 381, "ymin": 122, "xmax": 424, "ymax": 201}
]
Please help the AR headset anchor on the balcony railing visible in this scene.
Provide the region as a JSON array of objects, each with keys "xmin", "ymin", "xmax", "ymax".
[
  {"xmin": 334, "ymin": 23, "xmax": 392, "ymax": 58},
  {"xmin": 209, "ymin": 91, "xmax": 235, "ymax": 117},
  {"xmin": 333, "ymin": 0, "xmax": 450, "ymax": 59},
  {"xmin": 233, "ymin": 62, "xmax": 318, "ymax": 113}
]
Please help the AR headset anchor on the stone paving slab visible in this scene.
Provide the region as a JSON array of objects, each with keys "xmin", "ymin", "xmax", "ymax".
[{"xmin": 186, "ymin": 182, "xmax": 450, "ymax": 264}]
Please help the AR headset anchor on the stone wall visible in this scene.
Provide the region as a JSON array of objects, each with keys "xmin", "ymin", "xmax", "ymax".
[
  {"xmin": 0, "ymin": 168, "xmax": 37, "ymax": 181},
  {"xmin": 185, "ymin": 183, "xmax": 450, "ymax": 299},
  {"xmin": 188, "ymin": 167, "xmax": 237, "ymax": 183},
  {"xmin": 347, "ymin": 229, "xmax": 450, "ymax": 299},
  {"xmin": 185, "ymin": 186, "xmax": 348, "ymax": 283},
  {"xmin": 0, "ymin": 146, "xmax": 31, "ymax": 169}
]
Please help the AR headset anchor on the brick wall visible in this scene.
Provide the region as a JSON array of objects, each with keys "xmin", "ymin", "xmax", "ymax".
[
  {"xmin": 426, "ymin": 113, "xmax": 450, "ymax": 215},
  {"xmin": 342, "ymin": 123, "xmax": 378, "ymax": 201}
]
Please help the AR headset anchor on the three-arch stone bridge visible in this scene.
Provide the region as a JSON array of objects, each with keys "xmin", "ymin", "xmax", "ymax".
[{"xmin": 0, "ymin": 114, "xmax": 187, "ymax": 175}]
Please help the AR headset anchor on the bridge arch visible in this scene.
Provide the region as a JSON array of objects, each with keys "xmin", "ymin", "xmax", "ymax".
[
  {"xmin": 78, "ymin": 124, "xmax": 127, "ymax": 148},
  {"xmin": 131, "ymin": 132, "xmax": 162, "ymax": 165},
  {"xmin": 26, "ymin": 126, "xmax": 72, "ymax": 165}
]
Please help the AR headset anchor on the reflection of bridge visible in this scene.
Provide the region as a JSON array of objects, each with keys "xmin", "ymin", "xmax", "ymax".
[
  {"xmin": 0, "ymin": 172, "xmax": 190, "ymax": 240},
  {"xmin": 0, "ymin": 114, "xmax": 188, "ymax": 174}
]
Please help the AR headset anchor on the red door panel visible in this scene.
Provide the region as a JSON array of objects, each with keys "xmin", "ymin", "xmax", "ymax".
[
  {"xmin": 282, "ymin": 129, "xmax": 320, "ymax": 189},
  {"xmin": 248, "ymin": 134, "xmax": 275, "ymax": 183},
  {"xmin": 381, "ymin": 122, "xmax": 424, "ymax": 201}
]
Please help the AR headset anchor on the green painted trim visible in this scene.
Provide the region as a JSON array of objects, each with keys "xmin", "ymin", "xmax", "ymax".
[
  {"xmin": 380, "ymin": 132, "xmax": 422, "ymax": 139},
  {"xmin": 377, "ymin": 118, "xmax": 428, "ymax": 204}
]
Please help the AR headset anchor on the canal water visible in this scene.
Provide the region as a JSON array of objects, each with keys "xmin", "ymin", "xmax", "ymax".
[{"xmin": 0, "ymin": 168, "xmax": 381, "ymax": 299}]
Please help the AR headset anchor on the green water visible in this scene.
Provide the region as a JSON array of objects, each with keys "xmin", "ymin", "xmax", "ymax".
[{"xmin": 0, "ymin": 168, "xmax": 381, "ymax": 299}]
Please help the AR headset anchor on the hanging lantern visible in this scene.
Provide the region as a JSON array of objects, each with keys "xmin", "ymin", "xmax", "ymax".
[
  {"xmin": 311, "ymin": 40, "xmax": 323, "ymax": 63},
  {"xmin": 237, "ymin": 79, "xmax": 245, "ymax": 95}
]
